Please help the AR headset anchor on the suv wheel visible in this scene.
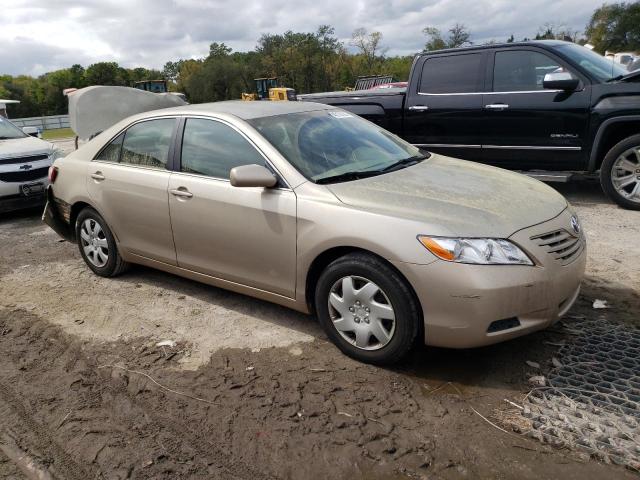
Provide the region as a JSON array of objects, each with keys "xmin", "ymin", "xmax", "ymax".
[
  {"xmin": 600, "ymin": 134, "xmax": 640, "ymax": 210},
  {"xmin": 314, "ymin": 253, "xmax": 421, "ymax": 365},
  {"xmin": 76, "ymin": 207, "xmax": 129, "ymax": 277}
]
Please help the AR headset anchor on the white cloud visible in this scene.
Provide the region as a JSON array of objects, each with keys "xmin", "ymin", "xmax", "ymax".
[{"xmin": 0, "ymin": 0, "xmax": 603, "ymax": 75}]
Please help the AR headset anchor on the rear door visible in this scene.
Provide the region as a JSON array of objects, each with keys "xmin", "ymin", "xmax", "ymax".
[
  {"xmin": 480, "ymin": 47, "xmax": 591, "ymax": 170},
  {"xmin": 167, "ymin": 117, "xmax": 297, "ymax": 297},
  {"xmin": 404, "ymin": 51, "xmax": 488, "ymax": 161},
  {"xmin": 87, "ymin": 117, "xmax": 178, "ymax": 265}
]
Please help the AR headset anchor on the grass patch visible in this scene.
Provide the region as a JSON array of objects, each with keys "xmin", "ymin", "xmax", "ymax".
[{"xmin": 42, "ymin": 128, "xmax": 74, "ymax": 140}]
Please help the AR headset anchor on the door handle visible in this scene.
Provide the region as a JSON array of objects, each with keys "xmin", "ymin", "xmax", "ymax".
[
  {"xmin": 485, "ymin": 103, "xmax": 509, "ymax": 110},
  {"xmin": 170, "ymin": 188, "xmax": 193, "ymax": 199},
  {"xmin": 408, "ymin": 105, "xmax": 430, "ymax": 111},
  {"xmin": 90, "ymin": 172, "xmax": 105, "ymax": 181}
]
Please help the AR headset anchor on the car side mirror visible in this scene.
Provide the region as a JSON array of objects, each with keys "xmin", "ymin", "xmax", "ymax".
[
  {"xmin": 230, "ymin": 164, "xmax": 278, "ymax": 188},
  {"xmin": 22, "ymin": 126, "xmax": 40, "ymax": 138},
  {"xmin": 543, "ymin": 72, "xmax": 579, "ymax": 91}
]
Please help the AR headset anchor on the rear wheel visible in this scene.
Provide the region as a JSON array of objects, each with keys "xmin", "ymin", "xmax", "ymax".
[
  {"xmin": 314, "ymin": 253, "xmax": 421, "ymax": 365},
  {"xmin": 76, "ymin": 207, "xmax": 128, "ymax": 277},
  {"xmin": 600, "ymin": 135, "xmax": 640, "ymax": 210}
]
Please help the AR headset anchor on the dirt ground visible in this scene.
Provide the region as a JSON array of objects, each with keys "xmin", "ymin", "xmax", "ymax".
[{"xmin": 0, "ymin": 179, "xmax": 638, "ymax": 480}]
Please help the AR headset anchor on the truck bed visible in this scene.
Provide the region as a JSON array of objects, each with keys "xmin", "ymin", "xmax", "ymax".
[{"xmin": 298, "ymin": 88, "xmax": 406, "ymax": 133}]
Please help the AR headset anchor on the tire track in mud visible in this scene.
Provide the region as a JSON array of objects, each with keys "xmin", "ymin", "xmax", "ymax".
[
  {"xmin": 0, "ymin": 380, "xmax": 92, "ymax": 480},
  {"xmin": 121, "ymin": 391, "xmax": 275, "ymax": 480},
  {"xmin": 0, "ymin": 308, "xmax": 274, "ymax": 480}
]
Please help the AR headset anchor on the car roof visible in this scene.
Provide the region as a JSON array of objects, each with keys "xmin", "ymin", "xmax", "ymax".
[
  {"xmin": 420, "ymin": 39, "xmax": 572, "ymax": 56},
  {"xmin": 151, "ymin": 100, "xmax": 336, "ymax": 120}
]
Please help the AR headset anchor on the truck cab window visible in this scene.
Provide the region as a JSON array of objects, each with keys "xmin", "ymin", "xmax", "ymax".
[
  {"xmin": 419, "ymin": 53, "xmax": 483, "ymax": 94},
  {"xmin": 493, "ymin": 50, "xmax": 573, "ymax": 92}
]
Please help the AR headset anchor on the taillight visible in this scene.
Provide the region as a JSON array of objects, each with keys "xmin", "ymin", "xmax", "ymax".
[{"xmin": 48, "ymin": 166, "xmax": 58, "ymax": 183}]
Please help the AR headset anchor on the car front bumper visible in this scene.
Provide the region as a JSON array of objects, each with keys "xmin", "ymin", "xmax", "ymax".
[
  {"xmin": 0, "ymin": 175, "xmax": 49, "ymax": 214},
  {"xmin": 0, "ymin": 192, "xmax": 46, "ymax": 214},
  {"xmin": 392, "ymin": 208, "xmax": 587, "ymax": 349}
]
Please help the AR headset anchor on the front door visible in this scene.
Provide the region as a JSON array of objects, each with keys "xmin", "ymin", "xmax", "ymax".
[
  {"xmin": 404, "ymin": 51, "xmax": 488, "ymax": 161},
  {"xmin": 480, "ymin": 48, "xmax": 591, "ymax": 170},
  {"xmin": 168, "ymin": 117, "xmax": 297, "ymax": 297},
  {"xmin": 86, "ymin": 117, "xmax": 178, "ymax": 265}
]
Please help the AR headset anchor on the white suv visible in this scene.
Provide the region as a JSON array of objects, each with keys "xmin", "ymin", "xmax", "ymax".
[{"xmin": 0, "ymin": 117, "xmax": 62, "ymax": 213}]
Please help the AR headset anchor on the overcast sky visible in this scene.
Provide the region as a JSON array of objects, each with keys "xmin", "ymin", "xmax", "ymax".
[{"xmin": 1, "ymin": 0, "xmax": 605, "ymax": 76}]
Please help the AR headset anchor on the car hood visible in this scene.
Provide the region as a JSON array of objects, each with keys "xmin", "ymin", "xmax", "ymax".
[
  {"xmin": 0, "ymin": 136, "xmax": 54, "ymax": 159},
  {"xmin": 326, "ymin": 154, "xmax": 568, "ymax": 238},
  {"xmin": 619, "ymin": 70, "xmax": 640, "ymax": 82}
]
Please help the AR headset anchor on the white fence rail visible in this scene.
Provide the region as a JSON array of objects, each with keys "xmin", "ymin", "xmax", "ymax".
[{"xmin": 10, "ymin": 115, "xmax": 70, "ymax": 130}]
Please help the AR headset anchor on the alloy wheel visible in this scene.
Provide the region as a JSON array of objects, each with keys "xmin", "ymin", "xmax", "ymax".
[
  {"xmin": 612, "ymin": 147, "xmax": 640, "ymax": 204},
  {"xmin": 327, "ymin": 275, "xmax": 396, "ymax": 351},
  {"xmin": 80, "ymin": 218, "xmax": 109, "ymax": 268}
]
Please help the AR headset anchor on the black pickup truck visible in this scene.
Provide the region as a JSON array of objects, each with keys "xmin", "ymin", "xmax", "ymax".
[{"xmin": 299, "ymin": 40, "xmax": 640, "ymax": 210}]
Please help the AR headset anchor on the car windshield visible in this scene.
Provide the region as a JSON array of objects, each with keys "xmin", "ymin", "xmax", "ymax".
[
  {"xmin": 555, "ymin": 43, "xmax": 628, "ymax": 82},
  {"xmin": 0, "ymin": 117, "xmax": 27, "ymax": 140},
  {"xmin": 248, "ymin": 110, "xmax": 424, "ymax": 183}
]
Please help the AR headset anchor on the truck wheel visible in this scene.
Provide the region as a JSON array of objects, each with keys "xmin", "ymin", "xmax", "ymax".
[
  {"xmin": 600, "ymin": 134, "xmax": 640, "ymax": 210},
  {"xmin": 76, "ymin": 207, "xmax": 129, "ymax": 277},
  {"xmin": 314, "ymin": 253, "xmax": 421, "ymax": 365}
]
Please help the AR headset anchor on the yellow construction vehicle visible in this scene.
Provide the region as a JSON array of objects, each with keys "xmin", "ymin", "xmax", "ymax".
[{"xmin": 242, "ymin": 77, "xmax": 296, "ymax": 101}]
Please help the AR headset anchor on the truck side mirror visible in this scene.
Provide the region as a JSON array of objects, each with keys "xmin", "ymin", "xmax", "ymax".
[{"xmin": 543, "ymin": 72, "xmax": 579, "ymax": 91}]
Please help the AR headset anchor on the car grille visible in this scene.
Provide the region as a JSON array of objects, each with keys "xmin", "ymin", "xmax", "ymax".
[
  {"xmin": 0, "ymin": 167, "xmax": 49, "ymax": 183},
  {"xmin": 531, "ymin": 229, "xmax": 584, "ymax": 266},
  {"xmin": 0, "ymin": 154, "xmax": 49, "ymax": 165}
]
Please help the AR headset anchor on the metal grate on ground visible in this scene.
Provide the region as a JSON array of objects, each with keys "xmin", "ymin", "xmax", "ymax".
[{"xmin": 520, "ymin": 317, "xmax": 640, "ymax": 470}]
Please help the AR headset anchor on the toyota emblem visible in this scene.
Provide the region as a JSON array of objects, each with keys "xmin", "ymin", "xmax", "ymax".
[{"xmin": 570, "ymin": 215, "xmax": 581, "ymax": 235}]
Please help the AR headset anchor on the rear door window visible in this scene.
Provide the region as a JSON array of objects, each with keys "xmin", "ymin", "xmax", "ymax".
[
  {"xmin": 95, "ymin": 133, "xmax": 124, "ymax": 162},
  {"xmin": 419, "ymin": 53, "xmax": 484, "ymax": 94},
  {"xmin": 120, "ymin": 118, "xmax": 175, "ymax": 169}
]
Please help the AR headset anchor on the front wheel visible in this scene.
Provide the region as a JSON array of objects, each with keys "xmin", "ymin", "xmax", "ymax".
[
  {"xmin": 600, "ymin": 134, "xmax": 640, "ymax": 210},
  {"xmin": 314, "ymin": 253, "xmax": 421, "ymax": 365}
]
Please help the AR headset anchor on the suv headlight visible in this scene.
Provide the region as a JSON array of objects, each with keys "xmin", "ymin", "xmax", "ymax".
[
  {"xmin": 49, "ymin": 148, "xmax": 64, "ymax": 161},
  {"xmin": 418, "ymin": 236, "xmax": 533, "ymax": 265}
]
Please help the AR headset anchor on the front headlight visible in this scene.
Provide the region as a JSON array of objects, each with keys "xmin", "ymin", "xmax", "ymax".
[
  {"xmin": 49, "ymin": 148, "xmax": 64, "ymax": 161},
  {"xmin": 418, "ymin": 236, "xmax": 533, "ymax": 265}
]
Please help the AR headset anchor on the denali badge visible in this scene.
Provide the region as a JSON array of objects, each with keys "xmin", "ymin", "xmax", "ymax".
[
  {"xmin": 570, "ymin": 215, "xmax": 581, "ymax": 235},
  {"xmin": 550, "ymin": 133, "xmax": 579, "ymax": 139},
  {"xmin": 19, "ymin": 164, "xmax": 33, "ymax": 170}
]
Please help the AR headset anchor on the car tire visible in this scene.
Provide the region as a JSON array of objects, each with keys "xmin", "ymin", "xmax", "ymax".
[
  {"xmin": 600, "ymin": 134, "xmax": 640, "ymax": 210},
  {"xmin": 314, "ymin": 253, "xmax": 421, "ymax": 365},
  {"xmin": 76, "ymin": 207, "xmax": 129, "ymax": 277}
]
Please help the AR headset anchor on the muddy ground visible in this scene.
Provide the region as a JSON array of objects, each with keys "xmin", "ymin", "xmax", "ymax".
[{"xmin": 0, "ymin": 180, "xmax": 638, "ymax": 479}]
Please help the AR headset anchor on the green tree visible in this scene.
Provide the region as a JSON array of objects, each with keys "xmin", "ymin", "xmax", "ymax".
[
  {"xmin": 85, "ymin": 62, "xmax": 127, "ymax": 86},
  {"xmin": 586, "ymin": 2, "xmax": 640, "ymax": 53},
  {"xmin": 423, "ymin": 24, "xmax": 471, "ymax": 51},
  {"xmin": 351, "ymin": 28, "xmax": 385, "ymax": 74}
]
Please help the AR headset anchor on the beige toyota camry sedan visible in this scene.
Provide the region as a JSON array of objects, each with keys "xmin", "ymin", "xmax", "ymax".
[{"xmin": 44, "ymin": 101, "xmax": 586, "ymax": 364}]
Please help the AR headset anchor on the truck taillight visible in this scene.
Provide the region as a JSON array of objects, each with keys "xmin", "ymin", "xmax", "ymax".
[{"xmin": 48, "ymin": 166, "xmax": 58, "ymax": 183}]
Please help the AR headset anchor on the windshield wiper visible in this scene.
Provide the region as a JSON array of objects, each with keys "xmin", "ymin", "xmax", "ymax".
[
  {"xmin": 315, "ymin": 170, "xmax": 384, "ymax": 185},
  {"xmin": 379, "ymin": 153, "xmax": 429, "ymax": 172},
  {"xmin": 315, "ymin": 154, "xmax": 429, "ymax": 184}
]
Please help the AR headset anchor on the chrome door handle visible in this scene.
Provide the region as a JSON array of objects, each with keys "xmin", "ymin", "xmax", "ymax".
[
  {"xmin": 408, "ymin": 105, "xmax": 429, "ymax": 111},
  {"xmin": 170, "ymin": 188, "xmax": 193, "ymax": 198},
  {"xmin": 90, "ymin": 172, "xmax": 105, "ymax": 181},
  {"xmin": 485, "ymin": 103, "xmax": 509, "ymax": 110}
]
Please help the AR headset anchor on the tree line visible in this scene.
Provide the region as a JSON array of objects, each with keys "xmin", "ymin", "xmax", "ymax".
[{"xmin": 2, "ymin": 1, "xmax": 639, "ymax": 118}]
